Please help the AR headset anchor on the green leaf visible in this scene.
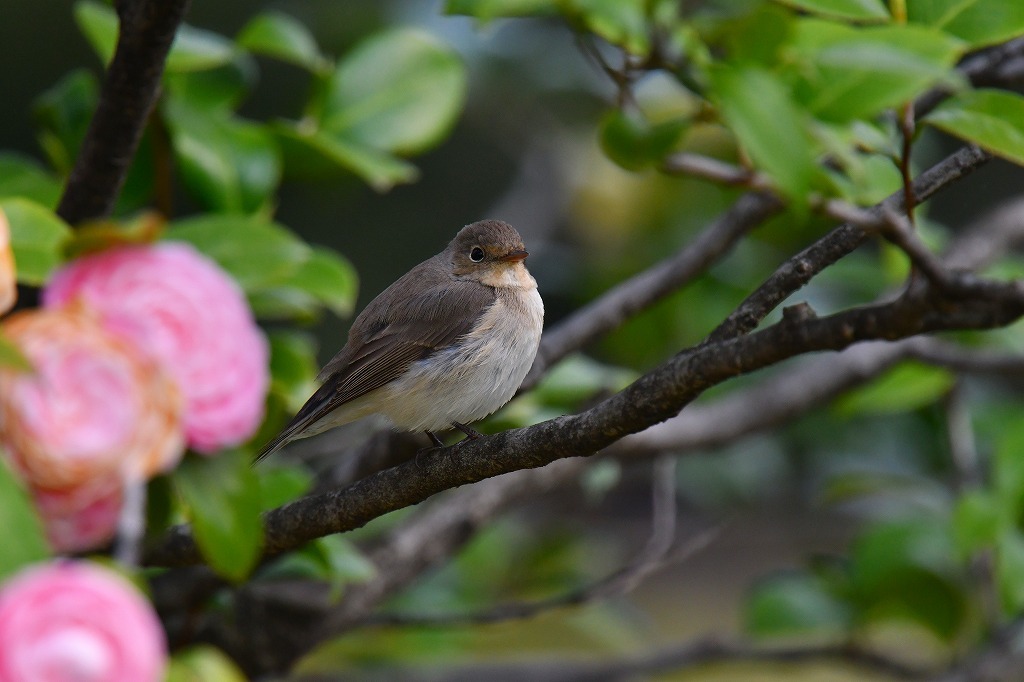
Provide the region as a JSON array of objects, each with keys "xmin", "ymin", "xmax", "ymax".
[
  {"xmin": 788, "ymin": 20, "xmax": 966, "ymax": 122},
  {"xmin": 0, "ymin": 335, "xmax": 33, "ymax": 373},
  {"xmin": 953, "ymin": 491, "xmax": 1000, "ymax": 556},
  {"xmin": 257, "ymin": 462, "xmax": 313, "ymax": 511},
  {"xmin": 167, "ymin": 645, "xmax": 247, "ymax": 682},
  {"xmin": 533, "ymin": 355, "xmax": 637, "ymax": 408},
  {"xmin": 75, "ymin": 1, "xmax": 235, "ymax": 72},
  {"xmin": 73, "ymin": 0, "xmax": 118, "ymax": 65},
  {"xmin": 32, "ymin": 69, "xmax": 98, "ymax": 175},
  {"xmin": 709, "ymin": 64, "xmax": 818, "ymax": 202},
  {"xmin": 0, "ymin": 456, "xmax": 51, "ymax": 580},
  {"xmin": 599, "ymin": 110, "xmax": 687, "ymax": 171},
  {"xmin": 833, "ymin": 361, "xmax": 955, "ymax": 416},
  {"xmin": 272, "ymin": 246, "xmax": 359, "ymax": 318},
  {"xmin": 164, "ymin": 58, "xmax": 257, "ymax": 113},
  {"xmin": 0, "ymin": 154, "xmax": 62, "ymax": 207},
  {"xmin": 908, "ymin": 0, "xmax": 1024, "ymax": 49},
  {"xmin": 173, "ymin": 450, "xmax": 263, "ymax": 582},
  {"xmin": 997, "ymin": 531, "xmax": 1024, "ymax": 612},
  {"xmin": 268, "ymin": 331, "xmax": 319, "ymax": 413},
  {"xmin": 0, "ymin": 198, "xmax": 71, "ymax": 285},
  {"xmin": 320, "ymin": 28, "xmax": 467, "ymax": 155},
  {"xmin": 993, "ymin": 420, "xmax": 1024, "ymax": 516},
  {"xmin": 236, "ymin": 12, "xmax": 329, "ymax": 73},
  {"xmin": 314, "ymin": 535, "xmax": 377, "ymax": 584},
  {"xmin": 746, "ymin": 572, "xmax": 852, "ymax": 635},
  {"xmin": 445, "ymin": 0, "xmax": 557, "ymax": 22},
  {"xmin": 852, "ymin": 520, "xmax": 956, "ymax": 592},
  {"xmin": 163, "ymin": 99, "xmax": 281, "ymax": 213},
  {"xmin": 274, "ymin": 123, "xmax": 419, "ymax": 191},
  {"xmin": 771, "ymin": 0, "xmax": 889, "ymax": 21},
  {"xmin": 561, "ymin": 0, "xmax": 651, "ymax": 55},
  {"xmin": 164, "ymin": 215, "xmax": 310, "ymax": 292},
  {"xmin": 925, "ymin": 89, "xmax": 1024, "ymax": 168}
]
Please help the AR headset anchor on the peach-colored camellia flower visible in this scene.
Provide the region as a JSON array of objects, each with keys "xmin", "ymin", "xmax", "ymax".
[
  {"xmin": 44, "ymin": 243, "xmax": 269, "ymax": 453},
  {"xmin": 0, "ymin": 208, "xmax": 14, "ymax": 314},
  {"xmin": 0, "ymin": 561, "xmax": 167, "ymax": 682},
  {"xmin": 0, "ymin": 306, "xmax": 185, "ymax": 491},
  {"xmin": 33, "ymin": 484, "xmax": 123, "ymax": 554}
]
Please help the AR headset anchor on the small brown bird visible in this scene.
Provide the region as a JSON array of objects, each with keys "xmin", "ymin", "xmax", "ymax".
[{"xmin": 257, "ymin": 219, "xmax": 544, "ymax": 460}]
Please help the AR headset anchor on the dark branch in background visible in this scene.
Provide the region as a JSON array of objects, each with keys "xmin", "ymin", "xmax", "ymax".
[{"xmin": 56, "ymin": 0, "xmax": 190, "ymax": 224}]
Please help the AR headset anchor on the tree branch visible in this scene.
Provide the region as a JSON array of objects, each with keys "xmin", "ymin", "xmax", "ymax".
[{"xmin": 56, "ymin": 0, "xmax": 190, "ymax": 224}]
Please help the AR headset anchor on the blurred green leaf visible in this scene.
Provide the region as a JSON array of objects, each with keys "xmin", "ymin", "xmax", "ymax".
[
  {"xmin": 165, "ymin": 215, "xmax": 310, "ymax": 291},
  {"xmin": 0, "ymin": 154, "xmax": 62, "ymax": 207},
  {"xmin": 236, "ymin": 12, "xmax": 329, "ymax": 73},
  {"xmin": 953, "ymin": 490, "xmax": 1000, "ymax": 556},
  {"xmin": 165, "ymin": 58, "xmax": 257, "ymax": 113},
  {"xmin": 257, "ymin": 461, "xmax": 313, "ymax": 511},
  {"xmin": 167, "ymin": 645, "xmax": 247, "ymax": 682},
  {"xmin": 562, "ymin": 0, "xmax": 650, "ymax": 55},
  {"xmin": 709, "ymin": 64, "xmax": 818, "ymax": 202},
  {"xmin": 533, "ymin": 355, "xmax": 637, "ymax": 408},
  {"xmin": 925, "ymin": 89, "xmax": 1024, "ymax": 168},
  {"xmin": 908, "ymin": 0, "xmax": 1024, "ymax": 48},
  {"xmin": 268, "ymin": 330, "xmax": 319, "ymax": 413},
  {"xmin": 320, "ymin": 28, "xmax": 467, "ymax": 155},
  {"xmin": 993, "ymin": 420, "xmax": 1024, "ymax": 515},
  {"xmin": 0, "ymin": 335, "xmax": 33, "ymax": 373},
  {"xmin": 75, "ymin": 1, "xmax": 235, "ymax": 73},
  {"xmin": 834, "ymin": 361, "xmax": 955, "ymax": 416},
  {"xmin": 746, "ymin": 572, "xmax": 853, "ymax": 635},
  {"xmin": 788, "ymin": 20, "xmax": 965, "ymax": 122},
  {"xmin": 32, "ymin": 69, "xmax": 98, "ymax": 175},
  {"xmin": 174, "ymin": 449, "xmax": 263, "ymax": 582},
  {"xmin": 997, "ymin": 531, "xmax": 1024, "ymax": 612},
  {"xmin": 0, "ymin": 457, "xmax": 51, "ymax": 580},
  {"xmin": 0, "ymin": 198, "xmax": 71, "ymax": 285},
  {"xmin": 772, "ymin": 0, "xmax": 889, "ymax": 21},
  {"xmin": 445, "ymin": 0, "xmax": 557, "ymax": 21},
  {"xmin": 274, "ymin": 246, "xmax": 359, "ymax": 318},
  {"xmin": 852, "ymin": 519, "xmax": 956, "ymax": 592},
  {"xmin": 274, "ymin": 123, "xmax": 419, "ymax": 191},
  {"xmin": 599, "ymin": 110, "xmax": 687, "ymax": 171},
  {"xmin": 163, "ymin": 98, "xmax": 281, "ymax": 213}
]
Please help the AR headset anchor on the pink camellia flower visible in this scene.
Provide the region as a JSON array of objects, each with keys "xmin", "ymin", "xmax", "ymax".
[
  {"xmin": 0, "ymin": 561, "xmax": 167, "ymax": 682},
  {"xmin": 0, "ymin": 208, "xmax": 14, "ymax": 315},
  {"xmin": 33, "ymin": 484, "xmax": 123, "ymax": 554},
  {"xmin": 44, "ymin": 243, "xmax": 269, "ymax": 453},
  {"xmin": 0, "ymin": 306, "xmax": 185, "ymax": 491}
]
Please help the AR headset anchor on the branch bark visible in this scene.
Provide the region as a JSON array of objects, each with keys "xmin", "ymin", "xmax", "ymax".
[{"xmin": 56, "ymin": 0, "xmax": 190, "ymax": 224}]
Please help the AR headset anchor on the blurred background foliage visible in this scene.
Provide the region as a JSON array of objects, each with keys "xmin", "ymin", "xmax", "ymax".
[{"xmin": 4, "ymin": 0, "xmax": 1024, "ymax": 679}]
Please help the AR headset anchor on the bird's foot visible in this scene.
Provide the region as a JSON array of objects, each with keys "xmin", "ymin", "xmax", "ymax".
[{"xmin": 451, "ymin": 422, "xmax": 484, "ymax": 440}]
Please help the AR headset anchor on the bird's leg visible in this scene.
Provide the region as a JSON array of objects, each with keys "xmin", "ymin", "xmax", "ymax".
[
  {"xmin": 451, "ymin": 422, "xmax": 484, "ymax": 439},
  {"xmin": 425, "ymin": 431, "xmax": 445, "ymax": 448}
]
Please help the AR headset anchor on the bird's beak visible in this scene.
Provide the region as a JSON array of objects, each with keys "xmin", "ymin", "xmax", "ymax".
[{"xmin": 499, "ymin": 249, "xmax": 529, "ymax": 263}]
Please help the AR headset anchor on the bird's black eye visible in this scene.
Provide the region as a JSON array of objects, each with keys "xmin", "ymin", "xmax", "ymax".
[{"xmin": 470, "ymin": 246, "xmax": 485, "ymax": 262}]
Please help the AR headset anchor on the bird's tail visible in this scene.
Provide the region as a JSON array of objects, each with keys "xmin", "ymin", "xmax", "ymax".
[{"xmin": 253, "ymin": 383, "xmax": 337, "ymax": 464}]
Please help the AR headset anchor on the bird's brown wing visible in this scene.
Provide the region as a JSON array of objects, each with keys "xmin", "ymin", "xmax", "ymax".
[{"xmin": 256, "ymin": 268, "xmax": 495, "ymax": 461}]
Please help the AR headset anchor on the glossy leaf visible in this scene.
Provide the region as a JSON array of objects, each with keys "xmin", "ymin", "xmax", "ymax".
[
  {"xmin": 163, "ymin": 99, "xmax": 281, "ymax": 213},
  {"xmin": 746, "ymin": 572, "xmax": 852, "ymax": 635},
  {"xmin": 320, "ymin": 28, "xmax": 467, "ymax": 155},
  {"xmin": 833, "ymin": 361, "xmax": 955, "ymax": 416},
  {"xmin": 236, "ymin": 12, "xmax": 329, "ymax": 72},
  {"xmin": 925, "ymin": 89, "xmax": 1024, "ymax": 168},
  {"xmin": 445, "ymin": 0, "xmax": 557, "ymax": 21},
  {"xmin": 908, "ymin": 0, "xmax": 1024, "ymax": 49},
  {"xmin": 164, "ymin": 57, "xmax": 257, "ymax": 113},
  {"xmin": 268, "ymin": 331, "xmax": 319, "ymax": 413},
  {"xmin": 0, "ymin": 154, "xmax": 62, "ymax": 207},
  {"xmin": 709, "ymin": 65, "xmax": 818, "ymax": 201},
  {"xmin": 275, "ymin": 123, "xmax": 419, "ymax": 191},
  {"xmin": 599, "ymin": 110, "xmax": 687, "ymax": 171},
  {"xmin": 788, "ymin": 20, "xmax": 966, "ymax": 122},
  {"xmin": 0, "ymin": 198, "xmax": 71, "ymax": 285},
  {"xmin": 165, "ymin": 215, "xmax": 310, "ymax": 291},
  {"xmin": 75, "ymin": 1, "xmax": 235, "ymax": 72},
  {"xmin": 0, "ymin": 457, "xmax": 51, "ymax": 580},
  {"xmin": 772, "ymin": 0, "xmax": 889, "ymax": 21},
  {"xmin": 275, "ymin": 246, "xmax": 359, "ymax": 318},
  {"xmin": 562, "ymin": 0, "xmax": 650, "ymax": 55},
  {"xmin": 173, "ymin": 450, "xmax": 263, "ymax": 582},
  {"xmin": 32, "ymin": 69, "xmax": 98, "ymax": 175},
  {"xmin": 256, "ymin": 461, "xmax": 313, "ymax": 511}
]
